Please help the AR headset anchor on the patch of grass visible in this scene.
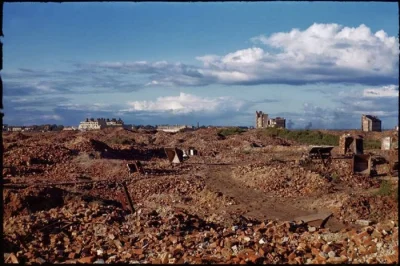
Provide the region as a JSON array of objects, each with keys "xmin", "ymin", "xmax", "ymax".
[
  {"xmin": 262, "ymin": 128, "xmax": 339, "ymax": 146},
  {"xmin": 330, "ymin": 172, "xmax": 340, "ymax": 183},
  {"xmin": 364, "ymin": 139, "xmax": 381, "ymax": 150},
  {"xmin": 217, "ymin": 127, "xmax": 246, "ymax": 137},
  {"xmin": 376, "ymin": 180, "xmax": 394, "ymax": 196}
]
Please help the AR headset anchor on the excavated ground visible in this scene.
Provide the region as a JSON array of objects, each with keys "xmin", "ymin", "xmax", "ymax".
[{"xmin": 2, "ymin": 128, "xmax": 398, "ymax": 264}]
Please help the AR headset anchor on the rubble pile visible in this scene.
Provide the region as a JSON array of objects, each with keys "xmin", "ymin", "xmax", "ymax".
[
  {"xmin": 3, "ymin": 187, "xmax": 68, "ymax": 220},
  {"xmin": 338, "ymin": 195, "xmax": 398, "ymax": 224},
  {"xmin": 298, "ymin": 159, "xmax": 380, "ymax": 189},
  {"xmin": 3, "ymin": 143, "xmax": 75, "ymax": 176},
  {"xmin": 65, "ymin": 137, "xmax": 111, "ymax": 155},
  {"xmin": 3, "ymin": 132, "xmax": 32, "ymax": 142},
  {"xmin": 128, "ymin": 175, "xmax": 206, "ymax": 203},
  {"xmin": 4, "ymin": 202, "xmax": 398, "ymax": 264},
  {"xmin": 232, "ymin": 163, "xmax": 334, "ymax": 197},
  {"xmin": 3, "ymin": 128, "xmax": 398, "ymax": 264}
]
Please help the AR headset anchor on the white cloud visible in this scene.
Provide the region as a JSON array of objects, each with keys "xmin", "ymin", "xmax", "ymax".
[
  {"xmin": 198, "ymin": 23, "xmax": 398, "ymax": 85},
  {"xmin": 363, "ymin": 85, "xmax": 398, "ymax": 97},
  {"xmin": 40, "ymin": 115, "xmax": 63, "ymax": 121},
  {"xmin": 251, "ymin": 23, "xmax": 398, "ymax": 73},
  {"xmin": 66, "ymin": 23, "xmax": 398, "ymax": 88},
  {"xmin": 58, "ymin": 103, "xmax": 115, "ymax": 112},
  {"xmin": 123, "ymin": 92, "xmax": 246, "ymax": 114}
]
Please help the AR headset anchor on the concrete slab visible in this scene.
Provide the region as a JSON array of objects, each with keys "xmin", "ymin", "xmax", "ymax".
[{"xmin": 293, "ymin": 212, "xmax": 332, "ymax": 228}]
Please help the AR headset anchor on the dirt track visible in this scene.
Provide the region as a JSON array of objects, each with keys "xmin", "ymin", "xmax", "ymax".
[{"xmin": 205, "ymin": 164, "xmax": 313, "ymax": 222}]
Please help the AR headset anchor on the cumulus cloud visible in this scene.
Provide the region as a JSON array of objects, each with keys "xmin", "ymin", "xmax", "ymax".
[
  {"xmin": 123, "ymin": 92, "xmax": 246, "ymax": 114},
  {"xmin": 81, "ymin": 23, "xmax": 398, "ymax": 87},
  {"xmin": 40, "ymin": 115, "xmax": 63, "ymax": 121},
  {"xmin": 363, "ymin": 85, "xmax": 398, "ymax": 97},
  {"xmin": 277, "ymin": 85, "xmax": 399, "ymax": 129},
  {"xmin": 4, "ymin": 23, "xmax": 398, "ymax": 98}
]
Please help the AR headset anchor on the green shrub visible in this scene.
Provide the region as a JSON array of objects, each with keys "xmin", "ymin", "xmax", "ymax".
[
  {"xmin": 218, "ymin": 127, "xmax": 246, "ymax": 137},
  {"xmin": 262, "ymin": 128, "xmax": 339, "ymax": 146},
  {"xmin": 376, "ymin": 180, "xmax": 393, "ymax": 196},
  {"xmin": 364, "ymin": 139, "xmax": 381, "ymax": 150}
]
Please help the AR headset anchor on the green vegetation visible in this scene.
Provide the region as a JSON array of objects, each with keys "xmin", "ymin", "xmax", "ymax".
[
  {"xmin": 364, "ymin": 139, "xmax": 381, "ymax": 150},
  {"xmin": 330, "ymin": 172, "xmax": 340, "ymax": 183},
  {"xmin": 376, "ymin": 180, "xmax": 394, "ymax": 197},
  {"xmin": 262, "ymin": 128, "xmax": 339, "ymax": 146},
  {"xmin": 217, "ymin": 127, "xmax": 246, "ymax": 137}
]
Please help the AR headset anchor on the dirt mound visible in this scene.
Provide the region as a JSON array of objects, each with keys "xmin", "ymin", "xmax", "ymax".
[
  {"xmin": 302, "ymin": 159, "xmax": 380, "ymax": 189},
  {"xmin": 3, "ymin": 143, "xmax": 76, "ymax": 176},
  {"xmin": 3, "ymin": 132, "xmax": 32, "ymax": 142},
  {"xmin": 338, "ymin": 195, "xmax": 398, "ymax": 223},
  {"xmin": 233, "ymin": 162, "xmax": 334, "ymax": 197},
  {"xmin": 3, "ymin": 187, "xmax": 68, "ymax": 219},
  {"xmin": 66, "ymin": 137, "xmax": 111, "ymax": 154}
]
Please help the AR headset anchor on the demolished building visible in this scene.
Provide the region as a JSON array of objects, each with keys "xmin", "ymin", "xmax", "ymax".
[
  {"xmin": 361, "ymin": 115, "xmax": 381, "ymax": 132},
  {"xmin": 255, "ymin": 111, "xmax": 286, "ymax": 129}
]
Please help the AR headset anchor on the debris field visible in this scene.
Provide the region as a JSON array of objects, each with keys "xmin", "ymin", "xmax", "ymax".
[{"xmin": 2, "ymin": 127, "xmax": 398, "ymax": 264}]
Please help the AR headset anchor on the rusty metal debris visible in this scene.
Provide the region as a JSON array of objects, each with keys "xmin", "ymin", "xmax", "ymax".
[
  {"xmin": 352, "ymin": 154, "xmax": 371, "ymax": 176},
  {"xmin": 164, "ymin": 148, "xmax": 184, "ymax": 164},
  {"xmin": 339, "ymin": 134, "xmax": 363, "ymax": 155},
  {"xmin": 306, "ymin": 146, "xmax": 334, "ymax": 167},
  {"xmin": 294, "ymin": 212, "xmax": 332, "ymax": 228},
  {"xmin": 388, "ymin": 148, "xmax": 398, "ymax": 176},
  {"xmin": 3, "ymin": 165, "xmax": 16, "ymax": 177},
  {"xmin": 127, "ymin": 161, "xmax": 144, "ymax": 175},
  {"xmin": 188, "ymin": 147, "xmax": 198, "ymax": 156},
  {"xmin": 121, "ymin": 182, "xmax": 135, "ymax": 214}
]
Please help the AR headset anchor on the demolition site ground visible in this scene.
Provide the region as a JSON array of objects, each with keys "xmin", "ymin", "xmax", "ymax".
[{"xmin": 2, "ymin": 127, "xmax": 399, "ymax": 264}]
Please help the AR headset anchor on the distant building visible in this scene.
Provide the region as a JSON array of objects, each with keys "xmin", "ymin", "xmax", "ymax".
[
  {"xmin": 10, "ymin": 127, "xmax": 22, "ymax": 132},
  {"xmin": 63, "ymin": 126, "xmax": 78, "ymax": 131},
  {"xmin": 268, "ymin": 117, "xmax": 286, "ymax": 129},
  {"xmin": 106, "ymin": 118, "xmax": 124, "ymax": 127},
  {"xmin": 3, "ymin": 124, "xmax": 8, "ymax": 132},
  {"xmin": 22, "ymin": 127, "xmax": 34, "ymax": 132},
  {"xmin": 78, "ymin": 118, "xmax": 107, "ymax": 131},
  {"xmin": 156, "ymin": 125, "xmax": 193, "ymax": 133},
  {"xmin": 361, "ymin": 115, "xmax": 381, "ymax": 132},
  {"xmin": 255, "ymin": 111, "xmax": 286, "ymax": 129},
  {"xmin": 43, "ymin": 125, "xmax": 51, "ymax": 132},
  {"xmin": 256, "ymin": 111, "xmax": 268, "ymax": 128}
]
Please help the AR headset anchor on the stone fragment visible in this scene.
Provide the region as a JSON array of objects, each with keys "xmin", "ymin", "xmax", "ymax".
[
  {"xmin": 356, "ymin": 220, "xmax": 372, "ymax": 226},
  {"xmin": 78, "ymin": 256, "xmax": 96, "ymax": 264}
]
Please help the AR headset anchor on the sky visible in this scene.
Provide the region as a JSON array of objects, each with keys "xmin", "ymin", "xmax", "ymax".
[{"xmin": 2, "ymin": 2, "xmax": 399, "ymax": 129}]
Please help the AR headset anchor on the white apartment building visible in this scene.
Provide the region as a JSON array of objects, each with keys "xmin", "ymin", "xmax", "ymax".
[
  {"xmin": 10, "ymin": 127, "xmax": 23, "ymax": 132},
  {"xmin": 156, "ymin": 125, "xmax": 192, "ymax": 133},
  {"xmin": 63, "ymin": 126, "xmax": 78, "ymax": 131},
  {"xmin": 106, "ymin": 118, "xmax": 124, "ymax": 127},
  {"xmin": 78, "ymin": 118, "xmax": 107, "ymax": 131}
]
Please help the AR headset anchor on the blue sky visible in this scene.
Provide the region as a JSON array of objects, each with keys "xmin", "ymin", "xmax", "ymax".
[{"xmin": 3, "ymin": 2, "xmax": 399, "ymax": 129}]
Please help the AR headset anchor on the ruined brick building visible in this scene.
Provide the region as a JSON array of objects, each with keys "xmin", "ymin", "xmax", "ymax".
[
  {"xmin": 255, "ymin": 111, "xmax": 286, "ymax": 129},
  {"xmin": 361, "ymin": 115, "xmax": 381, "ymax": 132},
  {"xmin": 255, "ymin": 111, "xmax": 268, "ymax": 128}
]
